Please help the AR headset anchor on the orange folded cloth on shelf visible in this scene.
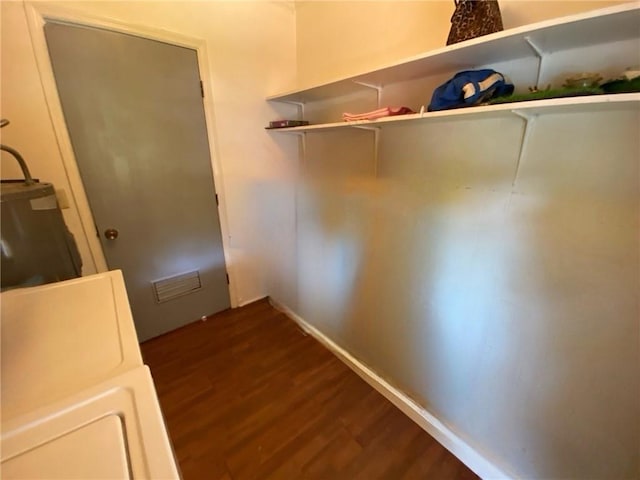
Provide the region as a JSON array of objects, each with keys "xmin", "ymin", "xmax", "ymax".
[{"xmin": 342, "ymin": 106, "xmax": 415, "ymax": 121}]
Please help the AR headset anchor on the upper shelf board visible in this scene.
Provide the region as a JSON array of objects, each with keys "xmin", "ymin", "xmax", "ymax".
[
  {"xmin": 267, "ymin": 3, "xmax": 640, "ymax": 104},
  {"xmin": 265, "ymin": 93, "xmax": 640, "ymax": 133}
]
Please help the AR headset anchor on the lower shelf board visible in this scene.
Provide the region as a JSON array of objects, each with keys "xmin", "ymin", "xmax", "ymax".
[{"xmin": 266, "ymin": 93, "xmax": 640, "ymax": 133}]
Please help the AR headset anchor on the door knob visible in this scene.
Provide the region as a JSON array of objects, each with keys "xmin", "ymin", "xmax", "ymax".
[{"xmin": 104, "ymin": 228, "xmax": 119, "ymax": 240}]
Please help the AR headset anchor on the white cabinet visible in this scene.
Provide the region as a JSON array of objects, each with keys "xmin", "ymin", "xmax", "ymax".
[{"xmin": 1, "ymin": 271, "xmax": 180, "ymax": 479}]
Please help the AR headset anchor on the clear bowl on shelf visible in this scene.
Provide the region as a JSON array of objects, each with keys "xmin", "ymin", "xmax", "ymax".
[{"xmin": 563, "ymin": 73, "xmax": 603, "ymax": 89}]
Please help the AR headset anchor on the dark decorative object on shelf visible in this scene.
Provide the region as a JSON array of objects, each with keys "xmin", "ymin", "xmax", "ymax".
[
  {"xmin": 265, "ymin": 120, "xmax": 309, "ymax": 129},
  {"xmin": 446, "ymin": 0, "xmax": 504, "ymax": 45},
  {"xmin": 600, "ymin": 76, "xmax": 640, "ymax": 94}
]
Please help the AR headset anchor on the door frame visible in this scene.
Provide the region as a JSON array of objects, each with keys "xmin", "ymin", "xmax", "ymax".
[{"xmin": 24, "ymin": 1, "xmax": 238, "ymax": 307}]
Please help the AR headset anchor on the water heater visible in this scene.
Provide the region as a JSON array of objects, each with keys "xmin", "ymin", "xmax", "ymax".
[{"xmin": 1, "ymin": 120, "xmax": 82, "ymax": 290}]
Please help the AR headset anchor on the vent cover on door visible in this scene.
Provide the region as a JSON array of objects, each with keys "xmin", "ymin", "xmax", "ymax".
[{"xmin": 152, "ymin": 270, "xmax": 202, "ymax": 303}]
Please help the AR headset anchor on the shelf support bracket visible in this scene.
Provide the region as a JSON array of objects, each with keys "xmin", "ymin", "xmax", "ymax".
[
  {"xmin": 296, "ymin": 131, "xmax": 307, "ymax": 169},
  {"xmin": 279, "ymin": 100, "xmax": 306, "ymax": 121},
  {"xmin": 524, "ymin": 36, "xmax": 546, "ymax": 88},
  {"xmin": 350, "ymin": 125, "xmax": 379, "ymax": 132},
  {"xmin": 279, "ymin": 131, "xmax": 307, "ymax": 166},
  {"xmin": 510, "ymin": 110, "xmax": 537, "ymax": 187},
  {"xmin": 352, "ymin": 80, "xmax": 383, "ymax": 108},
  {"xmin": 296, "ymin": 131, "xmax": 307, "ymax": 166},
  {"xmin": 351, "ymin": 125, "xmax": 381, "ymax": 177}
]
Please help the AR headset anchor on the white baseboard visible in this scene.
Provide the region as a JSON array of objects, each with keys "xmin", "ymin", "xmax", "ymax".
[
  {"xmin": 269, "ymin": 298, "xmax": 512, "ymax": 480},
  {"xmin": 238, "ymin": 295, "xmax": 268, "ymax": 307}
]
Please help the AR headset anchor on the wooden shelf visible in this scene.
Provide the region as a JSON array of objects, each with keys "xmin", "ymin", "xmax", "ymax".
[
  {"xmin": 267, "ymin": 3, "xmax": 640, "ymax": 104},
  {"xmin": 266, "ymin": 93, "xmax": 640, "ymax": 133}
]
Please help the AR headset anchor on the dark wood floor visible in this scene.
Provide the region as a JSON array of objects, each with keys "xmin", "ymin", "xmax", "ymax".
[{"xmin": 141, "ymin": 298, "xmax": 479, "ymax": 480}]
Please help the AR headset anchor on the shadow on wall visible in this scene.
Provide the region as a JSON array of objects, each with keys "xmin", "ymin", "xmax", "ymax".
[
  {"xmin": 297, "ymin": 128, "xmax": 375, "ymax": 325},
  {"xmin": 294, "ymin": 111, "xmax": 639, "ymax": 478}
]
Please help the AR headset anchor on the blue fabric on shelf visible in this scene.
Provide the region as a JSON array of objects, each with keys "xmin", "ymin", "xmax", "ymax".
[{"xmin": 428, "ymin": 69, "xmax": 514, "ymax": 111}]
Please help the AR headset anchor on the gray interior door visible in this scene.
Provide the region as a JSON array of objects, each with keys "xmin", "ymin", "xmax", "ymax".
[{"xmin": 45, "ymin": 22, "xmax": 230, "ymax": 342}]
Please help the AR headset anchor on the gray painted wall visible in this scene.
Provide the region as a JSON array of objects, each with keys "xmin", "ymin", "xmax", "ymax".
[{"xmin": 290, "ymin": 110, "xmax": 638, "ymax": 478}]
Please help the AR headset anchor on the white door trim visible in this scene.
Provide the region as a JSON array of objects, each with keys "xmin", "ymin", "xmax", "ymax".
[{"xmin": 23, "ymin": 1, "xmax": 238, "ymax": 307}]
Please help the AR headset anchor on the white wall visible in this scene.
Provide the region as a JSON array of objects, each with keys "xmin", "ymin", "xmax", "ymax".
[
  {"xmin": 0, "ymin": 0, "xmax": 298, "ymax": 306},
  {"xmin": 288, "ymin": 1, "xmax": 640, "ymax": 478},
  {"xmin": 294, "ymin": 0, "xmax": 630, "ymax": 87}
]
